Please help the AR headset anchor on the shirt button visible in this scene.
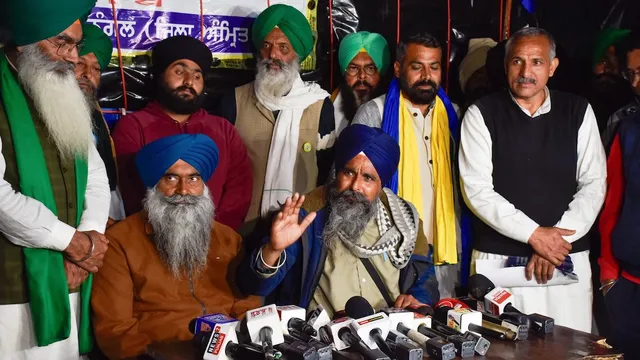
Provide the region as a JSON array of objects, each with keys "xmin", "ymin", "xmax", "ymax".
[
  {"xmin": 62, "ymin": 167, "xmax": 68, "ymax": 173},
  {"xmin": 68, "ymin": 202, "xmax": 74, "ymax": 209},
  {"xmin": 361, "ymin": 278, "xmax": 366, "ymax": 283},
  {"xmin": 424, "ymin": 136, "xmax": 429, "ymax": 140},
  {"xmin": 413, "ymin": 113, "xmax": 418, "ymax": 117},
  {"xmin": 429, "ymin": 160, "xmax": 433, "ymax": 164}
]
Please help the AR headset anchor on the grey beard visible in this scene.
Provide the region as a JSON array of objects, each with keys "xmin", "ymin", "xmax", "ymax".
[
  {"xmin": 16, "ymin": 44, "xmax": 93, "ymax": 160},
  {"xmin": 144, "ymin": 186, "xmax": 215, "ymax": 279},
  {"xmin": 323, "ymin": 182, "xmax": 378, "ymax": 249},
  {"xmin": 254, "ymin": 57, "xmax": 300, "ymax": 102}
]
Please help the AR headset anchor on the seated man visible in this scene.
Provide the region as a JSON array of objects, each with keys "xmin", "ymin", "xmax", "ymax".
[
  {"xmin": 237, "ymin": 124, "xmax": 438, "ymax": 316},
  {"xmin": 92, "ymin": 134, "xmax": 260, "ymax": 359},
  {"xmin": 113, "ymin": 35, "xmax": 252, "ymax": 230},
  {"xmin": 75, "ymin": 23, "xmax": 126, "ymax": 224}
]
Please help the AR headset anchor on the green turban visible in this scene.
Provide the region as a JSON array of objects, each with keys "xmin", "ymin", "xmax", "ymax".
[
  {"xmin": 252, "ymin": 4, "xmax": 314, "ymax": 61},
  {"xmin": 593, "ymin": 27, "xmax": 631, "ymax": 67},
  {"xmin": 0, "ymin": 0, "xmax": 96, "ymax": 46},
  {"xmin": 338, "ymin": 31, "xmax": 390, "ymax": 75},
  {"xmin": 79, "ymin": 24, "xmax": 112, "ymax": 70}
]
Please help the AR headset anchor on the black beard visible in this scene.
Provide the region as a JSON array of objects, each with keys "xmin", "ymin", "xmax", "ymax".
[
  {"xmin": 339, "ymin": 80, "xmax": 378, "ymax": 121},
  {"xmin": 400, "ymin": 76, "xmax": 438, "ymax": 105},
  {"xmin": 155, "ymin": 80, "xmax": 205, "ymax": 115}
]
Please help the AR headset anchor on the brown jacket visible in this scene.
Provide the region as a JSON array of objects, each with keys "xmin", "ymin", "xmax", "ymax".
[{"xmin": 92, "ymin": 212, "xmax": 261, "ymax": 359}]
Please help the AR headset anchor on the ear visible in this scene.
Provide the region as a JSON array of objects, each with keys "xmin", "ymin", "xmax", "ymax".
[
  {"xmin": 394, "ymin": 61, "xmax": 401, "ymax": 79},
  {"xmin": 549, "ymin": 57, "xmax": 560, "ymax": 77}
]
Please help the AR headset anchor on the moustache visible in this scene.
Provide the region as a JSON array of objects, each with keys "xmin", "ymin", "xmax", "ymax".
[
  {"xmin": 352, "ymin": 80, "xmax": 373, "ymax": 91},
  {"xmin": 173, "ymin": 85, "xmax": 197, "ymax": 97},
  {"xmin": 164, "ymin": 194, "xmax": 200, "ymax": 205},
  {"xmin": 338, "ymin": 189, "xmax": 370, "ymax": 204},
  {"xmin": 516, "ymin": 77, "xmax": 536, "ymax": 84},
  {"xmin": 263, "ymin": 58, "xmax": 286, "ymax": 69},
  {"xmin": 412, "ymin": 80, "xmax": 437, "ymax": 91},
  {"xmin": 77, "ymin": 78, "xmax": 96, "ymax": 92}
]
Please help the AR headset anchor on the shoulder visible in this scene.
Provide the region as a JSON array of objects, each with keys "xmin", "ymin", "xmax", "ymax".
[
  {"xmin": 473, "ymin": 91, "xmax": 510, "ymax": 111},
  {"xmin": 210, "ymin": 221, "xmax": 243, "ymax": 251},
  {"xmin": 234, "ymin": 82, "xmax": 255, "ymax": 100},
  {"xmin": 613, "ymin": 101, "xmax": 639, "ymax": 121},
  {"xmin": 352, "ymin": 95, "xmax": 385, "ymax": 128},
  {"xmin": 549, "ymin": 90, "xmax": 589, "ymax": 110},
  {"xmin": 105, "ymin": 212, "xmax": 148, "ymax": 246}
]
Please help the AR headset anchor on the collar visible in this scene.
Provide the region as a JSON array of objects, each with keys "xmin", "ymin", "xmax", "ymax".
[{"xmin": 509, "ymin": 87, "xmax": 551, "ymax": 117}]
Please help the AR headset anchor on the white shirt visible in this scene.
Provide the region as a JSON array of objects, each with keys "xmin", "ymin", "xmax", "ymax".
[
  {"xmin": 0, "ymin": 137, "xmax": 111, "ymax": 251},
  {"xmin": 459, "ymin": 88, "xmax": 606, "ymax": 243}
]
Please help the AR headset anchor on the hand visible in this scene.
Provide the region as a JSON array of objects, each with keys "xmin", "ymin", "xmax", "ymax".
[
  {"xmin": 525, "ymin": 253, "xmax": 556, "ymax": 284},
  {"xmin": 64, "ymin": 259, "xmax": 89, "ymax": 290},
  {"xmin": 527, "ymin": 226, "xmax": 573, "ymax": 266},
  {"xmin": 64, "ymin": 230, "xmax": 109, "ymax": 273},
  {"xmin": 106, "ymin": 217, "xmax": 118, "ymax": 228},
  {"xmin": 394, "ymin": 294, "xmax": 424, "ymax": 308},
  {"xmin": 263, "ymin": 193, "xmax": 316, "ymax": 266},
  {"xmin": 601, "ymin": 279, "xmax": 617, "ymax": 296}
]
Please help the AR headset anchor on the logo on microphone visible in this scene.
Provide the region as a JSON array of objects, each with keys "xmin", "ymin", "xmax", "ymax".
[
  {"xmin": 250, "ymin": 307, "xmax": 274, "ymax": 318},
  {"xmin": 491, "ymin": 289, "xmax": 511, "ymax": 304},
  {"xmin": 357, "ymin": 315, "xmax": 384, "ymax": 325},
  {"xmin": 207, "ymin": 325, "xmax": 226, "ymax": 355}
]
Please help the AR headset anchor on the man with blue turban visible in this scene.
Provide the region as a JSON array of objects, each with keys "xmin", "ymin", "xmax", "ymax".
[
  {"xmin": 236, "ymin": 124, "xmax": 438, "ymax": 316},
  {"xmin": 91, "ymin": 134, "xmax": 260, "ymax": 359},
  {"xmin": 332, "ymin": 31, "xmax": 390, "ymax": 136}
]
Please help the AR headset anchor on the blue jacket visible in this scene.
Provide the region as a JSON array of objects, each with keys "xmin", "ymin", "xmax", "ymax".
[{"xmin": 236, "ymin": 187, "xmax": 440, "ymax": 309}]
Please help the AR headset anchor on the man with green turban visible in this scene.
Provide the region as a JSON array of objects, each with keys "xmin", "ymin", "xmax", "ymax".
[
  {"xmin": 0, "ymin": 1, "xmax": 111, "ymax": 359},
  {"xmin": 593, "ymin": 27, "xmax": 631, "ymax": 75},
  {"xmin": 217, "ymin": 4, "xmax": 335, "ymax": 236},
  {"xmin": 75, "ymin": 23, "xmax": 125, "ymax": 226},
  {"xmin": 333, "ymin": 31, "xmax": 390, "ymax": 136}
]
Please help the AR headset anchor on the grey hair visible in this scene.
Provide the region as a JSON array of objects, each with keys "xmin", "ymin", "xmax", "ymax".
[{"xmin": 505, "ymin": 27, "xmax": 557, "ymax": 62}]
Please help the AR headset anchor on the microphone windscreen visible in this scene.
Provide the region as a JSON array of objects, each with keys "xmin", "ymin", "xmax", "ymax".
[
  {"xmin": 188, "ymin": 318, "xmax": 197, "ymax": 335},
  {"xmin": 435, "ymin": 298, "xmax": 471, "ymax": 310},
  {"xmin": 406, "ymin": 304, "xmax": 434, "ymax": 316},
  {"xmin": 344, "ymin": 296, "xmax": 374, "ymax": 319},
  {"xmin": 468, "ymin": 274, "xmax": 495, "ymax": 300}
]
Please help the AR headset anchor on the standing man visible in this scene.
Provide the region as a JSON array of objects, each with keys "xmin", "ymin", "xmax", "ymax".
[
  {"xmin": 216, "ymin": 4, "xmax": 334, "ymax": 235},
  {"xmin": 0, "ymin": 1, "xmax": 111, "ymax": 358},
  {"xmin": 332, "ymin": 31, "xmax": 390, "ymax": 135},
  {"xmin": 75, "ymin": 23, "xmax": 126, "ymax": 224},
  {"xmin": 459, "ymin": 27, "xmax": 606, "ymax": 332},
  {"xmin": 352, "ymin": 33, "xmax": 464, "ymax": 299},
  {"xmin": 112, "ymin": 35, "xmax": 252, "ymax": 231}
]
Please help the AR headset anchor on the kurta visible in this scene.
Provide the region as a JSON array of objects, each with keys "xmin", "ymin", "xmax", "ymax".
[
  {"xmin": 112, "ymin": 102, "xmax": 252, "ymax": 230},
  {"xmin": 92, "ymin": 212, "xmax": 261, "ymax": 360},
  {"xmin": 459, "ymin": 88, "xmax": 607, "ymax": 332}
]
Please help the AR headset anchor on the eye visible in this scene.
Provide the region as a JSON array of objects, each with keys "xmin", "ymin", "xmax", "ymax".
[
  {"xmin": 263, "ymin": 43, "xmax": 271, "ymax": 49},
  {"xmin": 513, "ymin": 59, "xmax": 522, "ymax": 65},
  {"xmin": 364, "ymin": 175, "xmax": 374, "ymax": 181},
  {"xmin": 93, "ymin": 66, "xmax": 100, "ymax": 73},
  {"xmin": 194, "ymin": 73, "xmax": 202, "ymax": 80},
  {"xmin": 411, "ymin": 64, "xmax": 422, "ymax": 71},
  {"xmin": 175, "ymin": 69, "xmax": 184, "ymax": 75},
  {"xmin": 189, "ymin": 176, "xmax": 200, "ymax": 182},
  {"xmin": 430, "ymin": 64, "xmax": 440, "ymax": 71},
  {"xmin": 534, "ymin": 59, "xmax": 543, "ymax": 65},
  {"xmin": 164, "ymin": 175, "xmax": 178, "ymax": 182}
]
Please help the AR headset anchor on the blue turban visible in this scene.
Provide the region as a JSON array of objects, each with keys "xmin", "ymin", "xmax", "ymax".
[
  {"xmin": 335, "ymin": 124, "xmax": 400, "ymax": 186},
  {"xmin": 136, "ymin": 134, "xmax": 219, "ymax": 188}
]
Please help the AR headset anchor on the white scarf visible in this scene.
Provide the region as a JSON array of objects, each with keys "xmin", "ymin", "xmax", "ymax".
[{"xmin": 257, "ymin": 75, "xmax": 329, "ymax": 216}]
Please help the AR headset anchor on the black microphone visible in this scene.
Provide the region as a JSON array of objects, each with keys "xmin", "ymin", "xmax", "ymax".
[
  {"xmin": 403, "ymin": 304, "xmax": 435, "ymax": 316},
  {"xmin": 385, "ymin": 329, "xmax": 424, "ymax": 360},
  {"xmin": 430, "ymin": 319, "xmax": 491, "ymax": 356},
  {"xmin": 278, "ymin": 336, "xmax": 319, "ymax": 360},
  {"xmin": 344, "ymin": 296, "xmax": 394, "ymax": 358},
  {"xmin": 415, "ymin": 325, "xmax": 475, "ymax": 358},
  {"xmin": 338, "ymin": 327, "xmax": 391, "ymax": 360}
]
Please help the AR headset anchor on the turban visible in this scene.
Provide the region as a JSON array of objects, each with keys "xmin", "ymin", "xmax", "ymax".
[
  {"xmin": 252, "ymin": 4, "xmax": 314, "ymax": 62},
  {"xmin": 79, "ymin": 23, "xmax": 112, "ymax": 70},
  {"xmin": 136, "ymin": 134, "xmax": 219, "ymax": 189},
  {"xmin": 338, "ymin": 31, "xmax": 390, "ymax": 75},
  {"xmin": 335, "ymin": 124, "xmax": 400, "ymax": 186},
  {"xmin": 459, "ymin": 38, "xmax": 497, "ymax": 93},
  {"xmin": 152, "ymin": 35, "xmax": 212, "ymax": 77},
  {"xmin": 0, "ymin": 0, "xmax": 96, "ymax": 46},
  {"xmin": 593, "ymin": 27, "xmax": 631, "ymax": 67}
]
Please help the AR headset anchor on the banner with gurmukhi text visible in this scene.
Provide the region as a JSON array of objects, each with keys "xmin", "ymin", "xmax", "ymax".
[{"xmin": 88, "ymin": 0, "xmax": 317, "ymax": 70}]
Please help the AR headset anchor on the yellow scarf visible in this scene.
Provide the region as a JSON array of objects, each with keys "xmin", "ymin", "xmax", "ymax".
[{"xmin": 398, "ymin": 94, "xmax": 457, "ymax": 264}]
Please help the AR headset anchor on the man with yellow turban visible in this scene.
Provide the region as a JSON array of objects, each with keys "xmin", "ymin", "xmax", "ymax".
[
  {"xmin": 217, "ymin": 4, "xmax": 335, "ymax": 237},
  {"xmin": 333, "ymin": 31, "xmax": 390, "ymax": 136},
  {"xmin": 75, "ymin": 23, "xmax": 126, "ymax": 226},
  {"xmin": 0, "ymin": 0, "xmax": 111, "ymax": 359}
]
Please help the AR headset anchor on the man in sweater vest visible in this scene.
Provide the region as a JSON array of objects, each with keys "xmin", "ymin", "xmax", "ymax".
[
  {"xmin": 216, "ymin": 4, "xmax": 334, "ymax": 236},
  {"xmin": 0, "ymin": 1, "xmax": 112, "ymax": 358},
  {"xmin": 459, "ymin": 27, "xmax": 606, "ymax": 332}
]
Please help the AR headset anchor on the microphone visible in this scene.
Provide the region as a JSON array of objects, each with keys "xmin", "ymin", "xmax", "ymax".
[
  {"xmin": 403, "ymin": 304, "xmax": 435, "ymax": 316},
  {"xmin": 430, "ymin": 319, "xmax": 491, "ymax": 356},
  {"xmin": 193, "ymin": 317, "xmax": 264, "ymax": 360},
  {"xmin": 245, "ymin": 304, "xmax": 285, "ymax": 359},
  {"xmin": 415, "ymin": 325, "xmax": 475, "ymax": 358},
  {"xmin": 344, "ymin": 296, "xmax": 393, "ymax": 357},
  {"xmin": 277, "ymin": 336, "xmax": 319, "ymax": 360},
  {"xmin": 434, "ymin": 306, "xmax": 517, "ymax": 341},
  {"xmin": 385, "ymin": 330, "xmax": 424, "ymax": 360},
  {"xmin": 337, "ymin": 327, "xmax": 391, "ymax": 360},
  {"xmin": 307, "ymin": 305, "xmax": 331, "ymax": 334},
  {"xmin": 277, "ymin": 305, "xmax": 317, "ymax": 336},
  {"xmin": 191, "ymin": 313, "xmax": 238, "ymax": 335}
]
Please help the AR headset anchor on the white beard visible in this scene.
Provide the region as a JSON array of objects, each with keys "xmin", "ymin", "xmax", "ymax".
[
  {"xmin": 17, "ymin": 44, "xmax": 93, "ymax": 160},
  {"xmin": 254, "ymin": 57, "xmax": 300, "ymax": 105}
]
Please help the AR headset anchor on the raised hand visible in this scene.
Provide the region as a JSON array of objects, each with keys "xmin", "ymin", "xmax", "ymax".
[
  {"xmin": 527, "ymin": 226, "xmax": 573, "ymax": 266},
  {"xmin": 262, "ymin": 193, "xmax": 316, "ymax": 266}
]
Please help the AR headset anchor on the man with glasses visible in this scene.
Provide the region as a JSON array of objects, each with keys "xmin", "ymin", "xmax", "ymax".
[
  {"xmin": 332, "ymin": 31, "xmax": 390, "ymax": 136},
  {"xmin": 602, "ymin": 33, "xmax": 640, "ymax": 151},
  {"xmin": 0, "ymin": 0, "xmax": 112, "ymax": 359}
]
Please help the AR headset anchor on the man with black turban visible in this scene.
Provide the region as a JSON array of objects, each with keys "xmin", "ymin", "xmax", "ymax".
[
  {"xmin": 216, "ymin": 4, "xmax": 335, "ymax": 236},
  {"xmin": 112, "ymin": 35, "xmax": 252, "ymax": 231},
  {"xmin": 92, "ymin": 134, "xmax": 260, "ymax": 359},
  {"xmin": 0, "ymin": 1, "xmax": 112, "ymax": 358},
  {"xmin": 236, "ymin": 124, "xmax": 438, "ymax": 316}
]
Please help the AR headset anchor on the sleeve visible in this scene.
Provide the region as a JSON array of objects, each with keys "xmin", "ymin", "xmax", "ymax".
[
  {"xmin": 554, "ymin": 104, "xmax": 607, "ymax": 242},
  {"xmin": 228, "ymin": 236, "xmax": 263, "ymax": 318},
  {"xmin": 214, "ymin": 122, "xmax": 252, "ymax": 230},
  {"xmin": 213, "ymin": 90, "xmax": 238, "ymax": 125},
  {"xmin": 77, "ymin": 140, "xmax": 111, "ymax": 233},
  {"xmin": 598, "ymin": 134, "xmax": 624, "ymax": 281},
  {"xmin": 351, "ymin": 99, "xmax": 383, "ymax": 128},
  {"xmin": 316, "ymin": 98, "xmax": 336, "ymax": 186},
  {"xmin": 91, "ymin": 236, "xmax": 152, "ymax": 359},
  {"xmin": 601, "ymin": 110, "xmax": 621, "ymax": 153},
  {"xmin": 112, "ymin": 115, "xmax": 146, "ymax": 216},
  {"xmin": 458, "ymin": 105, "xmax": 539, "ymax": 243}
]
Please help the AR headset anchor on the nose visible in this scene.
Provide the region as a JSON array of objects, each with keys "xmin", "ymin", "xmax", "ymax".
[
  {"xmin": 349, "ymin": 177, "xmax": 364, "ymax": 194},
  {"xmin": 64, "ymin": 47, "xmax": 79, "ymax": 65},
  {"xmin": 632, "ymin": 73, "xmax": 640, "ymax": 89},
  {"xmin": 357, "ymin": 68, "xmax": 366, "ymax": 80},
  {"xmin": 269, "ymin": 46, "xmax": 279, "ymax": 60},
  {"xmin": 421, "ymin": 67, "xmax": 431, "ymax": 81},
  {"xmin": 176, "ymin": 178, "xmax": 189, "ymax": 195},
  {"xmin": 183, "ymin": 72, "xmax": 193, "ymax": 87}
]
